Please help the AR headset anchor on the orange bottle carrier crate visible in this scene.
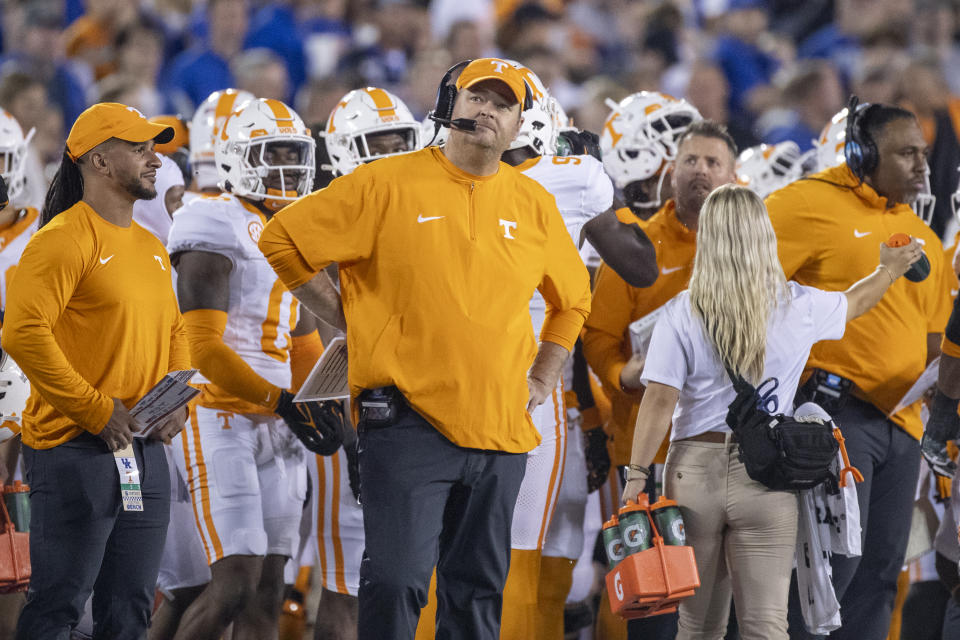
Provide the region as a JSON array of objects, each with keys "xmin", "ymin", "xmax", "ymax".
[
  {"xmin": 605, "ymin": 494, "xmax": 700, "ymax": 619},
  {"xmin": 0, "ymin": 481, "xmax": 29, "ymax": 594}
]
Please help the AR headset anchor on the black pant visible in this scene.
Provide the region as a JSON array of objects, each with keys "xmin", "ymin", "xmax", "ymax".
[
  {"xmin": 788, "ymin": 396, "xmax": 920, "ymax": 639},
  {"xmin": 356, "ymin": 406, "xmax": 526, "ymax": 640},
  {"xmin": 16, "ymin": 433, "xmax": 170, "ymax": 640}
]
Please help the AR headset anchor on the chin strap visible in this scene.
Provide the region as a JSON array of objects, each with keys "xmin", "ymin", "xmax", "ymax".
[{"xmin": 263, "ymin": 188, "xmax": 300, "ymax": 212}]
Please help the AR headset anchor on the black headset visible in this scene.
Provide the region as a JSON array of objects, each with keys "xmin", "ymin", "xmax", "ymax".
[
  {"xmin": 844, "ymin": 94, "xmax": 880, "ymax": 180},
  {"xmin": 429, "ymin": 59, "xmax": 534, "ymax": 132}
]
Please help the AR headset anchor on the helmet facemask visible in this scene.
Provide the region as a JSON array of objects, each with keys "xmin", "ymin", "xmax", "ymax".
[
  {"xmin": 236, "ymin": 138, "xmax": 316, "ymax": 210},
  {"xmin": 326, "ymin": 124, "xmax": 421, "ymax": 177},
  {"xmin": 0, "ymin": 127, "xmax": 33, "ymax": 206},
  {"xmin": 912, "ymin": 166, "xmax": 935, "ymax": 226}
]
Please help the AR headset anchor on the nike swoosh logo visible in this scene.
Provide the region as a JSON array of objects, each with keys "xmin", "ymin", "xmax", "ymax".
[
  {"xmin": 417, "ymin": 215, "xmax": 444, "ymax": 223},
  {"xmin": 99, "ymin": 255, "xmax": 114, "ymax": 265},
  {"xmin": 661, "ymin": 266, "xmax": 683, "ymax": 275},
  {"xmin": 951, "ymin": 289, "xmax": 959, "ymax": 297},
  {"xmin": 853, "ymin": 230, "xmax": 871, "ymax": 238}
]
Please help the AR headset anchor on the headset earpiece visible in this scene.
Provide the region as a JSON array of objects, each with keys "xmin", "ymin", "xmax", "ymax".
[
  {"xmin": 432, "ymin": 60, "xmax": 472, "ymax": 127},
  {"xmin": 844, "ymin": 95, "xmax": 879, "ymax": 180}
]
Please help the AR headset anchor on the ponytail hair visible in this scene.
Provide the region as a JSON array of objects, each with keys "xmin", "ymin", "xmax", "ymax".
[{"xmin": 41, "ymin": 150, "xmax": 84, "ymax": 228}]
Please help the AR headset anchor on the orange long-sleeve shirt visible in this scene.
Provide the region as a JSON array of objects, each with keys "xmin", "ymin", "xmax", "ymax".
[
  {"xmin": 259, "ymin": 147, "xmax": 591, "ymax": 453},
  {"xmin": 2, "ymin": 201, "xmax": 189, "ymax": 449},
  {"xmin": 766, "ymin": 164, "xmax": 951, "ymax": 440},
  {"xmin": 582, "ymin": 201, "xmax": 697, "ymax": 465}
]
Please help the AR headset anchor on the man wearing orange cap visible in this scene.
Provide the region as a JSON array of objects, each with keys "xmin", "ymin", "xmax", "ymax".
[
  {"xmin": 258, "ymin": 58, "xmax": 592, "ymax": 639},
  {"xmin": 1, "ymin": 103, "xmax": 190, "ymax": 639}
]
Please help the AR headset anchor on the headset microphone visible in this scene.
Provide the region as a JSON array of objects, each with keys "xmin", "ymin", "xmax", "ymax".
[{"xmin": 428, "ymin": 114, "xmax": 478, "ymax": 132}]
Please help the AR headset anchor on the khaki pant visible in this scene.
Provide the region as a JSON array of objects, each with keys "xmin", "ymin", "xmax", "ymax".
[{"xmin": 664, "ymin": 437, "xmax": 798, "ymax": 640}]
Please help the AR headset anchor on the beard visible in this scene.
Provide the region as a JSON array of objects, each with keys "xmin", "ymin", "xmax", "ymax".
[{"xmin": 124, "ymin": 173, "xmax": 157, "ymax": 201}]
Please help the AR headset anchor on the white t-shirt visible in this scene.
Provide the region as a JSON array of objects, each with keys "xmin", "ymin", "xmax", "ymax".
[{"xmin": 640, "ymin": 282, "xmax": 848, "ymax": 440}]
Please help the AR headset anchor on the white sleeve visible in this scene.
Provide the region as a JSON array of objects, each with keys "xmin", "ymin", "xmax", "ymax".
[
  {"xmin": 639, "ymin": 300, "xmax": 687, "ymax": 390},
  {"xmin": 805, "ymin": 285, "xmax": 847, "ymax": 341},
  {"xmin": 166, "ymin": 202, "xmax": 241, "ymax": 268},
  {"xmin": 582, "ymin": 156, "xmax": 614, "ymax": 217}
]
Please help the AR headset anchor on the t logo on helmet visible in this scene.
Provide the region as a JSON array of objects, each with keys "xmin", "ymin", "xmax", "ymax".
[{"xmin": 490, "ymin": 60, "xmax": 507, "ymax": 74}]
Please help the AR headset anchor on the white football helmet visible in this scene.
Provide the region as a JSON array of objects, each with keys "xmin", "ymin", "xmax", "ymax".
[
  {"xmin": 0, "ymin": 351, "xmax": 28, "ymax": 440},
  {"xmin": 814, "ymin": 107, "xmax": 849, "ymax": 171},
  {"xmin": 216, "ymin": 98, "xmax": 316, "ymax": 209},
  {"xmin": 0, "ymin": 111, "xmax": 34, "ymax": 206},
  {"xmin": 422, "ymin": 112, "xmax": 447, "ymax": 147},
  {"xmin": 190, "ymin": 88, "xmax": 255, "ymax": 190},
  {"xmin": 323, "ymin": 87, "xmax": 421, "ymax": 177},
  {"xmin": 736, "ymin": 141, "xmax": 805, "ymax": 198},
  {"xmin": 913, "ymin": 166, "xmax": 935, "ymax": 226},
  {"xmin": 504, "ymin": 60, "xmax": 559, "ymax": 156},
  {"xmin": 600, "ymin": 91, "xmax": 702, "ymax": 207},
  {"xmin": 553, "ymin": 99, "xmax": 573, "ymax": 134}
]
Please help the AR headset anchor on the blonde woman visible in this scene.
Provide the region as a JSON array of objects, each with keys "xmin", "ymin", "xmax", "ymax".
[{"xmin": 620, "ymin": 184, "xmax": 921, "ymax": 639}]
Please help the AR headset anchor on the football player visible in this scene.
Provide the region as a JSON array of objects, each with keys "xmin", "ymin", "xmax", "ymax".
[
  {"xmin": 579, "ymin": 92, "xmax": 702, "ymax": 289},
  {"xmin": 310, "ymin": 85, "xmax": 421, "ymax": 640},
  {"xmin": 599, "ymin": 92, "xmax": 702, "ymax": 218},
  {"xmin": 0, "ymin": 110, "xmax": 38, "ymax": 325},
  {"xmin": 0, "ymin": 109, "xmax": 35, "ymax": 634},
  {"xmin": 187, "ymin": 89, "xmax": 254, "ymax": 195},
  {"xmin": 0, "ymin": 108, "xmax": 39, "ymax": 500},
  {"xmin": 166, "ymin": 98, "xmax": 344, "ymax": 640}
]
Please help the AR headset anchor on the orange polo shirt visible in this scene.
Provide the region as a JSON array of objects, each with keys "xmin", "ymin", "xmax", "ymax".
[
  {"xmin": 766, "ymin": 164, "xmax": 951, "ymax": 439},
  {"xmin": 582, "ymin": 200, "xmax": 698, "ymax": 465},
  {"xmin": 259, "ymin": 146, "xmax": 591, "ymax": 453},
  {"xmin": 2, "ymin": 201, "xmax": 190, "ymax": 449}
]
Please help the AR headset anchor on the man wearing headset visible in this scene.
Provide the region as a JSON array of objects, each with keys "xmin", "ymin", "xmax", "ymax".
[
  {"xmin": 258, "ymin": 58, "xmax": 591, "ymax": 640},
  {"xmin": 765, "ymin": 99, "xmax": 951, "ymax": 639}
]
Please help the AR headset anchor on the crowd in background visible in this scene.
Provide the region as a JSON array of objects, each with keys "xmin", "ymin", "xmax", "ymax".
[
  {"xmin": 5, "ymin": 1, "xmax": 960, "ymax": 638},
  {"xmin": 4, "ymin": 0, "xmax": 960, "ymax": 238}
]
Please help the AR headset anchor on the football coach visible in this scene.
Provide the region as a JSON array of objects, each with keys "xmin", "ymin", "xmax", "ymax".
[{"xmin": 258, "ymin": 58, "xmax": 592, "ymax": 639}]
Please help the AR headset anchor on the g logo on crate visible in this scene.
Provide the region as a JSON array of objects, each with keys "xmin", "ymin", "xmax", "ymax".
[{"xmin": 614, "ymin": 571, "xmax": 624, "ymax": 601}]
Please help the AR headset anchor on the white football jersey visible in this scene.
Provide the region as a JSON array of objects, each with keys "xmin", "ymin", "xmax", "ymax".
[
  {"xmin": 167, "ymin": 193, "xmax": 298, "ymax": 393},
  {"xmin": 0, "ymin": 207, "xmax": 38, "ymax": 313},
  {"xmin": 520, "ymin": 154, "xmax": 613, "ymax": 336}
]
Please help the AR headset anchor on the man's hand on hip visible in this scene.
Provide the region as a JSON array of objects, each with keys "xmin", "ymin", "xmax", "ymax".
[
  {"xmin": 148, "ymin": 405, "xmax": 189, "ymax": 445},
  {"xmin": 99, "ymin": 398, "xmax": 138, "ymax": 451},
  {"xmin": 526, "ymin": 341, "xmax": 571, "ymax": 412},
  {"xmin": 527, "ymin": 375, "xmax": 551, "ymax": 412}
]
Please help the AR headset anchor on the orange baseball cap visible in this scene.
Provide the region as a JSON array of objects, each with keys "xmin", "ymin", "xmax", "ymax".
[
  {"xmin": 66, "ymin": 102, "xmax": 175, "ymax": 161},
  {"xmin": 455, "ymin": 58, "xmax": 528, "ymax": 107},
  {"xmin": 149, "ymin": 115, "xmax": 189, "ymax": 155}
]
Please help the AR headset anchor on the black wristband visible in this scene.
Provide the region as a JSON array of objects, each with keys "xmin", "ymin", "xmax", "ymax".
[{"xmin": 927, "ymin": 389, "xmax": 960, "ymax": 443}]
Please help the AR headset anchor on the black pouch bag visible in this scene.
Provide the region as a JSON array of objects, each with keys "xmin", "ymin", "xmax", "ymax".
[{"xmin": 725, "ymin": 366, "xmax": 838, "ymax": 491}]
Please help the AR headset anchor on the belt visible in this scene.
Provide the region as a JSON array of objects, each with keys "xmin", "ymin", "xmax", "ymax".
[{"xmin": 680, "ymin": 431, "xmax": 735, "ymax": 444}]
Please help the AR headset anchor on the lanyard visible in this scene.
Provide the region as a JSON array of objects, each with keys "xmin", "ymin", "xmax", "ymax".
[{"xmin": 113, "ymin": 443, "xmax": 143, "ymax": 512}]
